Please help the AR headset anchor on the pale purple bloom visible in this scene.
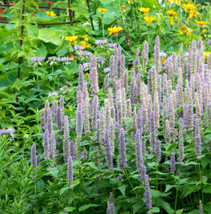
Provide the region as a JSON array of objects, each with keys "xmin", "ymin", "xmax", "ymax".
[
  {"xmin": 107, "ymin": 43, "xmax": 117, "ymax": 48},
  {"xmin": 208, "ymin": 40, "xmax": 211, "ymax": 46},
  {"xmin": 30, "ymin": 57, "xmax": 45, "ymax": 62},
  {"xmin": 104, "ymin": 67, "xmax": 111, "ymax": 72},
  {"xmin": 67, "ymin": 155, "xmax": 73, "ymax": 183},
  {"xmin": 118, "ymin": 129, "xmax": 127, "ymax": 171},
  {"xmin": 95, "ymin": 39, "xmax": 108, "ymax": 45},
  {"xmin": 135, "ymin": 129, "xmax": 143, "ymax": 171},
  {"xmin": 199, "ymin": 200, "xmax": 203, "ymax": 214},
  {"xmin": 48, "ymin": 92, "xmax": 58, "ymax": 97},
  {"xmin": 43, "ymin": 129, "xmax": 50, "ymax": 160},
  {"xmin": 0, "ymin": 127, "xmax": 14, "ymax": 138},
  {"xmin": 74, "ymin": 44, "xmax": 84, "ymax": 50},
  {"xmin": 60, "ymin": 86, "xmax": 70, "ymax": 92},
  {"xmin": 104, "ymin": 129, "xmax": 113, "ymax": 171},
  {"xmin": 77, "ymin": 51, "xmax": 92, "ymax": 56},
  {"xmin": 97, "ymin": 56, "xmax": 106, "ymax": 64},
  {"xmin": 160, "ymin": 52, "xmax": 167, "ymax": 58},
  {"xmin": 144, "ymin": 175, "xmax": 152, "ymax": 209},
  {"xmin": 156, "ymin": 140, "xmax": 161, "ymax": 162},
  {"xmin": 83, "ymin": 62, "xmax": 90, "ymax": 68},
  {"xmin": 64, "ymin": 208, "xmax": 68, "ymax": 213},
  {"xmin": 170, "ymin": 152, "xmax": 175, "ymax": 174},
  {"xmin": 140, "ymin": 164, "xmax": 147, "ymax": 182},
  {"xmin": 107, "ymin": 192, "xmax": 115, "ymax": 214},
  {"xmin": 31, "ymin": 144, "xmax": 37, "ymax": 168},
  {"xmin": 76, "ymin": 103, "xmax": 83, "ymax": 139}
]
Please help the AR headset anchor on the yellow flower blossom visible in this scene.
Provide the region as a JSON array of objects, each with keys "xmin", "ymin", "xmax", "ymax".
[
  {"xmin": 186, "ymin": 32, "xmax": 192, "ymax": 36},
  {"xmin": 108, "ymin": 26, "xmax": 123, "ymax": 35},
  {"xmin": 46, "ymin": 11, "xmax": 56, "ymax": 17},
  {"xmin": 178, "ymin": 25, "xmax": 188, "ymax": 34},
  {"xmin": 65, "ymin": 36, "xmax": 78, "ymax": 45},
  {"xmin": 204, "ymin": 51, "xmax": 210, "ymax": 60},
  {"xmin": 121, "ymin": 5, "xmax": 126, "ymax": 13},
  {"xmin": 175, "ymin": 16, "xmax": 178, "ymax": 21},
  {"xmin": 169, "ymin": 16, "xmax": 174, "ymax": 24},
  {"xmin": 188, "ymin": 10, "xmax": 199, "ymax": 19},
  {"xmin": 139, "ymin": 7, "xmax": 150, "ymax": 15},
  {"xmin": 82, "ymin": 35, "xmax": 88, "ymax": 39},
  {"xmin": 144, "ymin": 16, "xmax": 155, "ymax": 24},
  {"xmin": 183, "ymin": 3, "xmax": 198, "ymax": 12},
  {"xmin": 70, "ymin": 52, "xmax": 75, "ymax": 60},
  {"xmin": 195, "ymin": 20, "xmax": 209, "ymax": 28},
  {"xmin": 85, "ymin": 72, "xmax": 89, "ymax": 77},
  {"xmin": 161, "ymin": 57, "xmax": 166, "ymax": 63},
  {"xmin": 81, "ymin": 41, "xmax": 89, "ymax": 49},
  {"xmin": 171, "ymin": 0, "xmax": 181, "ymax": 5},
  {"xmin": 167, "ymin": 9, "xmax": 177, "ymax": 16},
  {"xmin": 98, "ymin": 8, "xmax": 108, "ymax": 15}
]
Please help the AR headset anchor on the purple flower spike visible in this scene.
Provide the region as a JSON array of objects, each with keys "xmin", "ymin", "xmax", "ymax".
[
  {"xmin": 104, "ymin": 129, "xmax": 113, "ymax": 171},
  {"xmin": 118, "ymin": 129, "xmax": 127, "ymax": 171},
  {"xmin": 67, "ymin": 155, "xmax": 73, "ymax": 183},
  {"xmin": 107, "ymin": 192, "xmax": 115, "ymax": 214},
  {"xmin": 31, "ymin": 144, "xmax": 37, "ymax": 168},
  {"xmin": 170, "ymin": 152, "xmax": 175, "ymax": 174},
  {"xmin": 144, "ymin": 175, "xmax": 152, "ymax": 210}
]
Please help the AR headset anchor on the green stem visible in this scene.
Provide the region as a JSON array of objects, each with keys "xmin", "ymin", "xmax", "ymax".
[{"xmin": 156, "ymin": 162, "xmax": 159, "ymax": 191}]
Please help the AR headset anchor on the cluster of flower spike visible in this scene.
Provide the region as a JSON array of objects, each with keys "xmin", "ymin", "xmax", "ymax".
[{"xmin": 34, "ymin": 36, "xmax": 210, "ymax": 211}]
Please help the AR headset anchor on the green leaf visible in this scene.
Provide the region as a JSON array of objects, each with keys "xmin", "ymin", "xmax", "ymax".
[
  {"xmin": 79, "ymin": 204, "xmax": 99, "ymax": 212},
  {"xmin": 176, "ymin": 209, "xmax": 184, "ymax": 214},
  {"xmin": 83, "ymin": 162, "xmax": 100, "ymax": 171},
  {"xmin": 203, "ymin": 185, "xmax": 211, "ymax": 193},
  {"xmin": 141, "ymin": 0, "xmax": 160, "ymax": 9},
  {"xmin": 118, "ymin": 185, "xmax": 127, "ymax": 196},
  {"xmin": 34, "ymin": 45, "xmax": 47, "ymax": 57},
  {"xmin": 36, "ymin": 179, "xmax": 45, "ymax": 191},
  {"xmin": 125, "ymin": 135, "xmax": 135, "ymax": 143},
  {"xmin": 100, "ymin": 0, "xmax": 114, "ymax": 4},
  {"xmin": 66, "ymin": 207, "xmax": 76, "ymax": 212},
  {"xmin": 132, "ymin": 203, "xmax": 144, "ymax": 214},
  {"xmin": 151, "ymin": 207, "xmax": 160, "ymax": 213},
  {"xmin": 60, "ymin": 187, "xmax": 70, "ymax": 196},
  {"xmin": 156, "ymin": 198, "xmax": 174, "ymax": 214},
  {"xmin": 165, "ymin": 185, "xmax": 176, "ymax": 192},
  {"xmin": 38, "ymin": 28, "xmax": 61, "ymax": 45}
]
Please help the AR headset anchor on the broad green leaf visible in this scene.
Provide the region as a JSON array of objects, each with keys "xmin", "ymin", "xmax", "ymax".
[
  {"xmin": 156, "ymin": 198, "xmax": 174, "ymax": 214},
  {"xmin": 141, "ymin": 0, "xmax": 160, "ymax": 9},
  {"xmin": 203, "ymin": 185, "xmax": 211, "ymax": 193},
  {"xmin": 60, "ymin": 187, "xmax": 70, "ymax": 196},
  {"xmin": 38, "ymin": 28, "xmax": 61, "ymax": 45},
  {"xmin": 100, "ymin": 0, "xmax": 114, "ymax": 4},
  {"xmin": 176, "ymin": 209, "xmax": 184, "ymax": 214},
  {"xmin": 151, "ymin": 207, "xmax": 160, "ymax": 213},
  {"xmin": 84, "ymin": 162, "xmax": 100, "ymax": 171},
  {"xmin": 118, "ymin": 185, "xmax": 127, "ymax": 196},
  {"xmin": 79, "ymin": 204, "xmax": 99, "ymax": 212}
]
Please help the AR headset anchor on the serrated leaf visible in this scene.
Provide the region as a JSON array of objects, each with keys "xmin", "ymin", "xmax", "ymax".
[{"xmin": 151, "ymin": 207, "xmax": 160, "ymax": 213}]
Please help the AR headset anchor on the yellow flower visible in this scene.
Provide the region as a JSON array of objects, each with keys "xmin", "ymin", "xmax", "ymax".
[
  {"xmin": 175, "ymin": 16, "xmax": 178, "ymax": 21},
  {"xmin": 70, "ymin": 52, "xmax": 75, "ymax": 60},
  {"xmin": 46, "ymin": 11, "xmax": 56, "ymax": 17},
  {"xmin": 169, "ymin": 16, "xmax": 174, "ymax": 24},
  {"xmin": 204, "ymin": 51, "xmax": 210, "ymax": 60},
  {"xmin": 178, "ymin": 25, "xmax": 188, "ymax": 34},
  {"xmin": 108, "ymin": 26, "xmax": 123, "ymax": 35},
  {"xmin": 167, "ymin": 9, "xmax": 177, "ymax": 16},
  {"xmin": 85, "ymin": 72, "xmax": 89, "ymax": 77},
  {"xmin": 186, "ymin": 32, "xmax": 192, "ymax": 36},
  {"xmin": 121, "ymin": 5, "xmax": 126, "ymax": 13},
  {"xmin": 65, "ymin": 36, "xmax": 78, "ymax": 45},
  {"xmin": 161, "ymin": 57, "xmax": 166, "ymax": 63},
  {"xmin": 183, "ymin": 3, "xmax": 198, "ymax": 12},
  {"xmin": 171, "ymin": 0, "xmax": 181, "ymax": 5},
  {"xmin": 81, "ymin": 41, "xmax": 89, "ymax": 49},
  {"xmin": 144, "ymin": 16, "xmax": 155, "ymax": 24},
  {"xmin": 195, "ymin": 20, "xmax": 209, "ymax": 28},
  {"xmin": 188, "ymin": 10, "xmax": 199, "ymax": 19},
  {"xmin": 139, "ymin": 7, "xmax": 150, "ymax": 15},
  {"xmin": 128, "ymin": 0, "xmax": 134, "ymax": 4},
  {"xmin": 82, "ymin": 35, "xmax": 88, "ymax": 39},
  {"xmin": 98, "ymin": 8, "xmax": 108, "ymax": 15},
  {"xmin": 200, "ymin": 36, "xmax": 203, "ymax": 39}
]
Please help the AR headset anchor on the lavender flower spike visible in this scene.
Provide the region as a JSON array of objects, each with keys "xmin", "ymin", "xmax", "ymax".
[
  {"xmin": 76, "ymin": 103, "xmax": 83, "ymax": 139},
  {"xmin": 119, "ymin": 129, "xmax": 127, "ymax": 171},
  {"xmin": 135, "ymin": 129, "xmax": 143, "ymax": 171},
  {"xmin": 199, "ymin": 200, "xmax": 203, "ymax": 214},
  {"xmin": 144, "ymin": 175, "xmax": 152, "ymax": 210},
  {"xmin": 31, "ymin": 144, "xmax": 37, "ymax": 168},
  {"xmin": 107, "ymin": 192, "xmax": 115, "ymax": 214},
  {"xmin": 67, "ymin": 155, "xmax": 73, "ymax": 183},
  {"xmin": 43, "ymin": 129, "xmax": 50, "ymax": 160},
  {"xmin": 170, "ymin": 152, "xmax": 175, "ymax": 174},
  {"xmin": 104, "ymin": 129, "xmax": 113, "ymax": 171},
  {"xmin": 63, "ymin": 116, "xmax": 70, "ymax": 162}
]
